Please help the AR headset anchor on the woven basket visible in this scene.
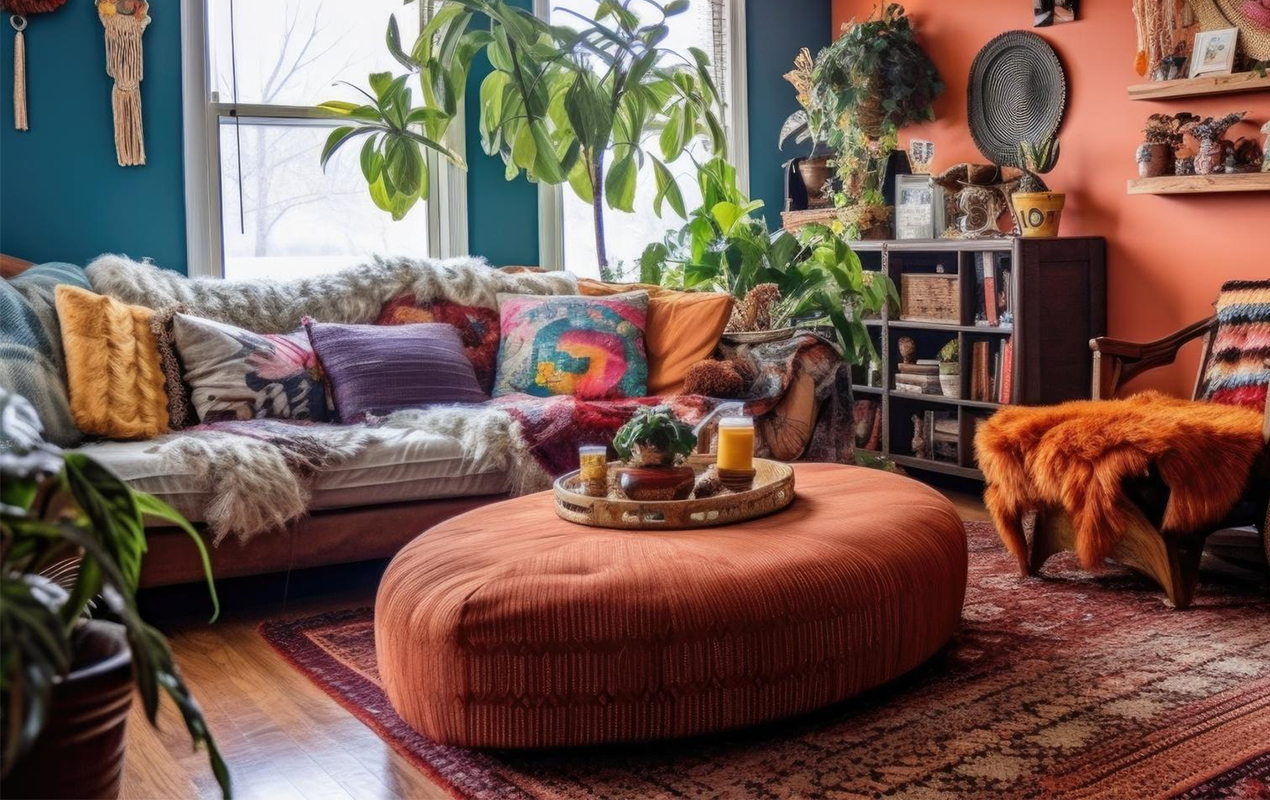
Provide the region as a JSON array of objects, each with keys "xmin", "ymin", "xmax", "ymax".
[
  {"xmin": 900, "ymin": 273, "xmax": 960, "ymax": 323},
  {"xmin": 781, "ymin": 208, "xmax": 842, "ymax": 234}
]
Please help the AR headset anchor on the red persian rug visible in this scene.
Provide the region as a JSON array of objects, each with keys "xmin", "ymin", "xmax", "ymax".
[{"xmin": 259, "ymin": 522, "xmax": 1270, "ymax": 800}]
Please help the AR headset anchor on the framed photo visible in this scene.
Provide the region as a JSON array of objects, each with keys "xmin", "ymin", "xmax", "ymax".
[
  {"xmin": 1190, "ymin": 28, "xmax": 1238, "ymax": 77},
  {"xmin": 894, "ymin": 175, "xmax": 945, "ymax": 240},
  {"xmin": 1033, "ymin": 0, "xmax": 1077, "ymax": 27}
]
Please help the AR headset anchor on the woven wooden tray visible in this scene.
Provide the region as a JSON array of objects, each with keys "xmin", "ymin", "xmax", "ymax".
[{"xmin": 553, "ymin": 458, "xmax": 796, "ymax": 530}]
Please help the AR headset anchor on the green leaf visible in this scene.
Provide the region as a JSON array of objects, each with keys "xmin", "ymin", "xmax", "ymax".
[
  {"xmin": 133, "ymin": 493, "xmax": 220, "ymax": 623},
  {"xmin": 511, "ymin": 124, "xmax": 537, "ymax": 171},
  {"xmin": 320, "ymin": 126, "xmax": 372, "ymax": 170},
  {"xmin": 664, "ymin": 0, "xmax": 690, "ymax": 14},
  {"xmin": 650, "ymin": 156, "xmax": 686, "ymax": 219},
  {"xmin": 659, "ymin": 106, "xmax": 686, "ymax": 161},
  {"xmin": 711, "ymin": 201, "xmax": 742, "ymax": 235},
  {"xmin": 385, "ymin": 16, "xmax": 416, "ymax": 70},
  {"xmin": 605, "ymin": 153, "xmax": 637, "ymax": 212},
  {"xmin": 567, "ymin": 155, "xmax": 594, "ymax": 203},
  {"xmin": 529, "ymin": 122, "xmax": 566, "ymax": 183},
  {"xmin": 368, "ymin": 72, "xmax": 394, "ymax": 100}
]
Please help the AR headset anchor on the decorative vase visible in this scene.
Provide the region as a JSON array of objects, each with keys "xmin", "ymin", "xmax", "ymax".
[
  {"xmin": 1195, "ymin": 140, "xmax": 1224, "ymax": 175},
  {"xmin": 3, "ymin": 620, "xmax": 133, "ymax": 800},
  {"xmin": 939, "ymin": 372, "xmax": 961, "ymax": 398},
  {"xmin": 798, "ymin": 156, "xmax": 833, "ymax": 208},
  {"xmin": 1136, "ymin": 143, "xmax": 1171, "ymax": 177},
  {"xmin": 1011, "ymin": 192, "xmax": 1066, "ymax": 238},
  {"xmin": 618, "ymin": 465, "xmax": 696, "ymax": 501}
]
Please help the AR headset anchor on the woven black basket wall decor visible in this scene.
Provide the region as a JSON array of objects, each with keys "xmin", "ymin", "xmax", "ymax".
[{"xmin": 967, "ymin": 30, "xmax": 1067, "ymax": 167}]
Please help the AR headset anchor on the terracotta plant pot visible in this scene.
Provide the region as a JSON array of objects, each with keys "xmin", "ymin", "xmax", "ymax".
[
  {"xmin": 619, "ymin": 465, "xmax": 697, "ymax": 501},
  {"xmin": 1136, "ymin": 143, "xmax": 1172, "ymax": 178},
  {"xmin": 798, "ymin": 156, "xmax": 833, "ymax": 208},
  {"xmin": 3, "ymin": 620, "xmax": 133, "ymax": 800},
  {"xmin": 1011, "ymin": 192, "xmax": 1066, "ymax": 239}
]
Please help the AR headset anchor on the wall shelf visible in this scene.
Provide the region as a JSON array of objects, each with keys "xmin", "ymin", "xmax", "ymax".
[
  {"xmin": 1127, "ymin": 71, "xmax": 1270, "ymax": 100},
  {"xmin": 1127, "ymin": 173, "xmax": 1270, "ymax": 195}
]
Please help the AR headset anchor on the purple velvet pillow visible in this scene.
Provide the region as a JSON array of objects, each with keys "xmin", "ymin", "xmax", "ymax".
[{"xmin": 304, "ymin": 320, "xmax": 487, "ymax": 423}]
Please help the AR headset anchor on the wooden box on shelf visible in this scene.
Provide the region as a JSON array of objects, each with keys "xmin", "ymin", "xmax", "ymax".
[{"xmin": 848, "ymin": 237, "xmax": 1106, "ymax": 481}]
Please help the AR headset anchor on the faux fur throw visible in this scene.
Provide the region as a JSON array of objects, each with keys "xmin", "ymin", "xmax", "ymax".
[
  {"xmin": 86, "ymin": 254, "xmax": 577, "ymax": 333},
  {"xmin": 976, "ymin": 391, "xmax": 1266, "ymax": 572}
]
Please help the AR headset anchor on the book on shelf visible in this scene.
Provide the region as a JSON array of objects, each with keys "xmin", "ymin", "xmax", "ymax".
[
  {"xmin": 973, "ymin": 252, "xmax": 1012, "ymax": 327},
  {"xmin": 895, "ymin": 374, "xmax": 942, "ymax": 393},
  {"xmin": 897, "ymin": 362, "xmax": 940, "ymax": 376},
  {"xmin": 971, "ymin": 340, "xmax": 992, "ymax": 401},
  {"xmin": 852, "ymin": 399, "xmax": 880, "ymax": 449},
  {"xmin": 998, "ymin": 338, "xmax": 1014, "ymax": 403},
  {"xmin": 914, "ymin": 410, "xmax": 957, "ymax": 462}
]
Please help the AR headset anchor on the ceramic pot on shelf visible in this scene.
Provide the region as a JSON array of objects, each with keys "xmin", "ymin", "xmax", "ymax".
[
  {"xmin": 1136, "ymin": 142, "xmax": 1172, "ymax": 178},
  {"xmin": 1011, "ymin": 192, "xmax": 1066, "ymax": 238},
  {"xmin": 798, "ymin": 156, "xmax": 833, "ymax": 208}
]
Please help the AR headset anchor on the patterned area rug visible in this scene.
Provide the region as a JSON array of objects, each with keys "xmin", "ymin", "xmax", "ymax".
[{"xmin": 259, "ymin": 522, "xmax": 1270, "ymax": 800}]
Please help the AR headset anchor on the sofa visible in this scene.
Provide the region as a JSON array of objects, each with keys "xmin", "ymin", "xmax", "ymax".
[{"xmin": 2, "ymin": 255, "xmax": 853, "ymax": 588}]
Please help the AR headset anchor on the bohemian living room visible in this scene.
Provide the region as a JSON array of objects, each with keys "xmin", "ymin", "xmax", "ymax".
[{"xmin": 1, "ymin": 0, "xmax": 1268, "ymax": 798}]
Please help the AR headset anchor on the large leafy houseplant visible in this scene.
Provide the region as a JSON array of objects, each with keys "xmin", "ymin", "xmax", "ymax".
[
  {"xmin": 319, "ymin": 0, "xmax": 727, "ymax": 271},
  {"xmin": 0, "ymin": 391, "xmax": 230, "ymax": 798},
  {"xmin": 639, "ymin": 158, "xmax": 897, "ymax": 366},
  {"xmin": 811, "ymin": 3, "xmax": 941, "ymax": 235}
]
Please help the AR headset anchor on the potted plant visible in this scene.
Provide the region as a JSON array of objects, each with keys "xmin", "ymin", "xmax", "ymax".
[
  {"xmin": 639, "ymin": 157, "xmax": 898, "ymax": 370},
  {"xmin": 1011, "ymin": 136, "xmax": 1064, "ymax": 238},
  {"xmin": 937, "ymin": 339, "xmax": 960, "ymax": 398},
  {"xmin": 1182, "ymin": 112, "xmax": 1246, "ymax": 175},
  {"xmin": 780, "ymin": 48, "xmax": 835, "ymax": 207},
  {"xmin": 318, "ymin": 0, "xmax": 725, "ymax": 273},
  {"xmin": 0, "ymin": 391, "xmax": 230, "ymax": 800},
  {"xmin": 1136, "ymin": 113, "xmax": 1193, "ymax": 178},
  {"xmin": 811, "ymin": 3, "xmax": 942, "ymax": 239},
  {"xmin": 612, "ymin": 405, "xmax": 698, "ymax": 501}
]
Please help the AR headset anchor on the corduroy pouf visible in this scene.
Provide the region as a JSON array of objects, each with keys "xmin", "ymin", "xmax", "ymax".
[{"xmin": 375, "ymin": 464, "xmax": 968, "ymax": 749}]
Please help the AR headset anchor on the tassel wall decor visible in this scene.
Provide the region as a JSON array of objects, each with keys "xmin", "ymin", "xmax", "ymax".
[
  {"xmin": 1, "ymin": 0, "xmax": 68, "ymax": 130},
  {"xmin": 97, "ymin": 0, "xmax": 149, "ymax": 166}
]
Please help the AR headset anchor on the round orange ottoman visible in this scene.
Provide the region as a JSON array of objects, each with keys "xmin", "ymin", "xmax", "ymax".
[{"xmin": 375, "ymin": 464, "xmax": 967, "ymax": 748}]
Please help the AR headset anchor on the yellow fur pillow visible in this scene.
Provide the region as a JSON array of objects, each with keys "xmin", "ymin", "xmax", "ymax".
[{"xmin": 55, "ymin": 285, "xmax": 169, "ymax": 439}]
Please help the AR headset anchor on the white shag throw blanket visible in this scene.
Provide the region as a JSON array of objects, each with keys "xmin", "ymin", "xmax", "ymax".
[
  {"xmin": 86, "ymin": 254, "xmax": 576, "ymax": 544},
  {"xmin": 86, "ymin": 253, "xmax": 576, "ymax": 333}
]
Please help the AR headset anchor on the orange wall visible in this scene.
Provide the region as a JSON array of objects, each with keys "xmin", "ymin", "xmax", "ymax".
[{"xmin": 832, "ymin": 0, "xmax": 1268, "ymax": 396}]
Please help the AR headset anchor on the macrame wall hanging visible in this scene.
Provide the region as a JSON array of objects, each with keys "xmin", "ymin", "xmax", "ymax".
[
  {"xmin": 1, "ymin": 0, "xmax": 68, "ymax": 131},
  {"xmin": 96, "ymin": 0, "xmax": 149, "ymax": 166}
]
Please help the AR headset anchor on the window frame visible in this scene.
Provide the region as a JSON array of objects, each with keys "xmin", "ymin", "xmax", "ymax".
[
  {"xmin": 180, "ymin": 0, "xmax": 469, "ymax": 279},
  {"xmin": 533, "ymin": 0, "xmax": 749, "ymax": 272}
]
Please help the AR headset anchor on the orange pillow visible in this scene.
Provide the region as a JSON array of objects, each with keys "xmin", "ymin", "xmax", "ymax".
[
  {"xmin": 579, "ymin": 279, "xmax": 733, "ymax": 396},
  {"xmin": 55, "ymin": 285, "xmax": 170, "ymax": 439}
]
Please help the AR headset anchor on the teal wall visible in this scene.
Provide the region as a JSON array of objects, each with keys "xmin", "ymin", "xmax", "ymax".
[
  {"xmin": 0, "ymin": 0, "xmax": 188, "ymax": 271},
  {"xmin": 0, "ymin": 0, "xmax": 829, "ymax": 274}
]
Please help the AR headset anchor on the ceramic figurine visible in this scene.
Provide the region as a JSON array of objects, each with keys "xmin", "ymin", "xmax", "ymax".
[{"xmin": 898, "ymin": 336, "xmax": 917, "ymax": 365}]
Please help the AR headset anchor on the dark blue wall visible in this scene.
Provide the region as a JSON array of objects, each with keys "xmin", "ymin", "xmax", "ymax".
[
  {"xmin": 0, "ymin": 0, "xmax": 829, "ymax": 273},
  {"xmin": 0, "ymin": 0, "xmax": 188, "ymax": 271}
]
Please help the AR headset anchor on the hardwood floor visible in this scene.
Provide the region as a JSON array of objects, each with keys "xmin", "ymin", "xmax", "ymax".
[{"xmin": 123, "ymin": 488, "xmax": 989, "ymax": 800}]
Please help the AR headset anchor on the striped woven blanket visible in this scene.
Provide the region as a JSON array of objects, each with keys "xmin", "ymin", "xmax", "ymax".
[{"xmin": 1201, "ymin": 279, "xmax": 1270, "ymax": 412}]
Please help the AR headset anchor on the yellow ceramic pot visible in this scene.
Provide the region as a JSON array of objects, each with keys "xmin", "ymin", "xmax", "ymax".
[{"xmin": 1011, "ymin": 192, "xmax": 1066, "ymax": 238}]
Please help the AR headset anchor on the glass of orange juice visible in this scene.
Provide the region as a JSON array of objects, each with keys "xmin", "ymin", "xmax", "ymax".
[{"xmin": 716, "ymin": 416, "xmax": 755, "ymax": 489}]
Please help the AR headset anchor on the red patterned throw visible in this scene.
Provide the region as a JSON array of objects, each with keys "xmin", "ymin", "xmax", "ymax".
[{"xmin": 260, "ymin": 522, "xmax": 1270, "ymax": 800}]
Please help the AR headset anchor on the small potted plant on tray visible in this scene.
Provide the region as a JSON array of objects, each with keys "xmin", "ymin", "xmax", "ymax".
[
  {"xmin": 612, "ymin": 406, "xmax": 698, "ymax": 501},
  {"xmin": 0, "ymin": 391, "xmax": 230, "ymax": 800}
]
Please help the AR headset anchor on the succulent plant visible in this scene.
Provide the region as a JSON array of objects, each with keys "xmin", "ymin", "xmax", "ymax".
[{"xmin": 1016, "ymin": 136, "xmax": 1060, "ymax": 193}]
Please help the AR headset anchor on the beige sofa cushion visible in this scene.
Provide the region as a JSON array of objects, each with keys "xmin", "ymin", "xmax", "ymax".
[{"xmin": 75, "ymin": 428, "xmax": 510, "ymax": 523}]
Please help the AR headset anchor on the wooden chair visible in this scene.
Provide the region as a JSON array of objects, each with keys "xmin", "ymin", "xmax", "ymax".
[{"xmin": 1026, "ymin": 317, "xmax": 1270, "ymax": 609}]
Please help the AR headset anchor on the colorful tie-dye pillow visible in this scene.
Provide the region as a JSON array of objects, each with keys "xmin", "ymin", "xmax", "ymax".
[
  {"xmin": 493, "ymin": 292, "xmax": 650, "ymax": 400},
  {"xmin": 173, "ymin": 314, "xmax": 329, "ymax": 423}
]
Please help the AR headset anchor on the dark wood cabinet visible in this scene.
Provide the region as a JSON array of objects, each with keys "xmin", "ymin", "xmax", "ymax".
[{"xmin": 849, "ymin": 236, "xmax": 1106, "ymax": 480}]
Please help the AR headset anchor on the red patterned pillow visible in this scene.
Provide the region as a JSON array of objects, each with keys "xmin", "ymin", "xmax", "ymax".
[{"xmin": 377, "ymin": 294, "xmax": 501, "ymax": 393}]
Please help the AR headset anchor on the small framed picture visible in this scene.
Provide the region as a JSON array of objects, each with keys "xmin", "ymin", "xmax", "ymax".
[
  {"xmin": 894, "ymin": 175, "xmax": 945, "ymax": 240},
  {"xmin": 1033, "ymin": 0, "xmax": 1077, "ymax": 26},
  {"xmin": 1190, "ymin": 28, "xmax": 1238, "ymax": 77}
]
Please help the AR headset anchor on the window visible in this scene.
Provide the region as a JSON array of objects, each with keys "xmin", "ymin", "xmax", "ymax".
[
  {"xmin": 182, "ymin": 1, "xmax": 467, "ymax": 279},
  {"xmin": 536, "ymin": 0, "xmax": 748, "ymax": 279}
]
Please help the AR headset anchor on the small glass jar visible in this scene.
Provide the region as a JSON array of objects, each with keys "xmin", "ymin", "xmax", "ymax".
[{"xmin": 578, "ymin": 445, "xmax": 609, "ymax": 497}]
